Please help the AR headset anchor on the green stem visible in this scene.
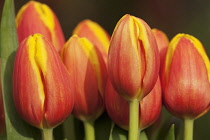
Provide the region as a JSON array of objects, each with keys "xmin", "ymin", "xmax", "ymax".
[
  {"xmin": 129, "ymin": 99, "xmax": 140, "ymax": 140},
  {"xmin": 184, "ymin": 119, "xmax": 194, "ymax": 140},
  {"xmin": 42, "ymin": 128, "xmax": 54, "ymax": 140},
  {"xmin": 83, "ymin": 120, "xmax": 95, "ymax": 140}
]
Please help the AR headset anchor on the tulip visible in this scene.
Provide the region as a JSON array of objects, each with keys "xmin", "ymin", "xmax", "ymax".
[
  {"xmin": 161, "ymin": 34, "xmax": 210, "ymax": 140},
  {"xmin": 105, "ymin": 77, "xmax": 162, "ymax": 130},
  {"xmin": 16, "ymin": 1, "xmax": 65, "ymax": 53},
  {"xmin": 152, "ymin": 28, "xmax": 169, "ymax": 70},
  {"xmin": 13, "ymin": 34, "xmax": 74, "ymax": 140},
  {"xmin": 61, "ymin": 35, "xmax": 107, "ymax": 140},
  {"xmin": 108, "ymin": 14, "xmax": 159, "ymax": 140},
  {"xmin": 108, "ymin": 14, "xmax": 159, "ymax": 101},
  {"xmin": 73, "ymin": 19, "xmax": 110, "ymax": 65}
]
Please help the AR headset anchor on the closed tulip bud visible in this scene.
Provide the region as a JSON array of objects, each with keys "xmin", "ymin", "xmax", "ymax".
[
  {"xmin": 162, "ymin": 34, "xmax": 210, "ymax": 119},
  {"xmin": 105, "ymin": 77, "xmax": 162, "ymax": 130},
  {"xmin": 152, "ymin": 28, "xmax": 169, "ymax": 70},
  {"xmin": 16, "ymin": 1, "xmax": 65, "ymax": 53},
  {"xmin": 108, "ymin": 14, "xmax": 160, "ymax": 101},
  {"xmin": 61, "ymin": 35, "xmax": 107, "ymax": 121},
  {"xmin": 73, "ymin": 19, "xmax": 110, "ymax": 65},
  {"xmin": 13, "ymin": 34, "xmax": 74, "ymax": 129}
]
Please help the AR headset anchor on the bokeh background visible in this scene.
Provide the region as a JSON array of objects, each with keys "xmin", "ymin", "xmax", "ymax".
[{"xmin": 0, "ymin": 0, "xmax": 210, "ymax": 140}]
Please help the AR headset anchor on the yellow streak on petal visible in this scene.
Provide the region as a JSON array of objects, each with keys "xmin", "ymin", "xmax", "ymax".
[
  {"xmin": 165, "ymin": 34, "xmax": 210, "ymax": 82},
  {"xmin": 34, "ymin": 2, "xmax": 56, "ymax": 45},
  {"xmin": 34, "ymin": 2, "xmax": 54, "ymax": 33},
  {"xmin": 112, "ymin": 14, "xmax": 145, "ymax": 98},
  {"xmin": 132, "ymin": 16, "xmax": 149, "ymax": 97},
  {"xmin": 16, "ymin": 2, "xmax": 28, "ymax": 26},
  {"xmin": 73, "ymin": 20, "xmax": 110, "ymax": 53},
  {"xmin": 132, "ymin": 16, "xmax": 149, "ymax": 60},
  {"xmin": 35, "ymin": 35, "xmax": 48, "ymax": 75},
  {"xmin": 79, "ymin": 37, "xmax": 103, "ymax": 95},
  {"xmin": 165, "ymin": 35, "xmax": 179, "ymax": 81},
  {"xmin": 16, "ymin": 1, "xmax": 56, "ymax": 47},
  {"xmin": 186, "ymin": 35, "xmax": 210, "ymax": 82},
  {"xmin": 27, "ymin": 34, "xmax": 47, "ymax": 121}
]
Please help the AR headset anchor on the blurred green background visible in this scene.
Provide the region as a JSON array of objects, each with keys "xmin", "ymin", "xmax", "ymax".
[{"xmin": 0, "ymin": 0, "xmax": 210, "ymax": 140}]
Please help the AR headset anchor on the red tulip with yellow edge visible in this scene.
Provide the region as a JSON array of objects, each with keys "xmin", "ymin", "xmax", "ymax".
[
  {"xmin": 13, "ymin": 34, "xmax": 74, "ymax": 140},
  {"xmin": 161, "ymin": 33, "xmax": 210, "ymax": 140},
  {"xmin": 108, "ymin": 14, "xmax": 159, "ymax": 140},
  {"xmin": 152, "ymin": 28, "xmax": 169, "ymax": 70},
  {"xmin": 73, "ymin": 19, "xmax": 110, "ymax": 65},
  {"xmin": 16, "ymin": 1, "xmax": 65, "ymax": 53},
  {"xmin": 108, "ymin": 15, "xmax": 159, "ymax": 101},
  {"xmin": 105, "ymin": 77, "xmax": 162, "ymax": 131},
  {"xmin": 61, "ymin": 35, "xmax": 107, "ymax": 140}
]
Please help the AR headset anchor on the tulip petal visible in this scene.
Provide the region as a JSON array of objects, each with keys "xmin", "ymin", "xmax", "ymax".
[
  {"xmin": 13, "ymin": 34, "xmax": 74, "ymax": 128},
  {"xmin": 13, "ymin": 35, "xmax": 45, "ymax": 128},
  {"xmin": 62, "ymin": 36, "xmax": 105, "ymax": 121},
  {"xmin": 16, "ymin": 1, "xmax": 65, "ymax": 53},
  {"xmin": 73, "ymin": 19, "xmax": 110, "ymax": 54},
  {"xmin": 108, "ymin": 15, "xmax": 142, "ymax": 100},
  {"xmin": 105, "ymin": 77, "xmax": 162, "ymax": 130},
  {"xmin": 163, "ymin": 34, "xmax": 210, "ymax": 119},
  {"xmin": 108, "ymin": 14, "xmax": 159, "ymax": 101}
]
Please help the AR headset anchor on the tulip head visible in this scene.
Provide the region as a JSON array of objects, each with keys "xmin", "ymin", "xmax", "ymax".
[
  {"xmin": 61, "ymin": 35, "xmax": 107, "ymax": 121},
  {"xmin": 13, "ymin": 34, "xmax": 74, "ymax": 129},
  {"xmin": 108, "ymin": 14, "xmax": 160, "ymax": 101},
  {"xmin": 162, "ymin": 34, "xmax": 210, "ymax": 119},
  {"xmin": 152, "ymin": 28, "xmax": 169, "ymax": 70},
  {"xmin": 16, "ymin": 1, "xmax": 65, "ymax": 53},
  {"xmin": 73, "ymin": 19, "xmax": 110, "ymax": 64},
  {"xmin": 105, "ymin": 77, "xmax": 162, "ymax": 130}
]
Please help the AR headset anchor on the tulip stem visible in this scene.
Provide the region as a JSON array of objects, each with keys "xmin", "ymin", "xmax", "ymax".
[
  {"xmin": 42, "ymin": 128, "xmax": 54, "ymax": 140},
  {"xmin": 184, "ymin": 119, "xmax": 194, "ymax": 140},
  {"xmin": 129, "ymin": 99, "xmax": 140, "ymax": 140},
  {"xmin": 83, "ymin": 120, "xmax": 95, "ymax": 140}
]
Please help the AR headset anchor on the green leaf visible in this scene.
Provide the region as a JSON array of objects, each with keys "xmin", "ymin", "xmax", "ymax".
[
  {"xmin": 0, "ymin": 0, "xmax": 41, "ymax": 139},
  {"xmin": 164, "ymin": 124, "xmax": 175, "ymax": 140},
  {"xmin": 140, "ymin": 131, "xmax": 148, "ymax": 140},
  {"xmin": 109, "ymin": 123, "xmax": 148, "ymax": 140},
  {"xmin": 109, "ymin": 124, "xmax": 127, "ymax": 140}
]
